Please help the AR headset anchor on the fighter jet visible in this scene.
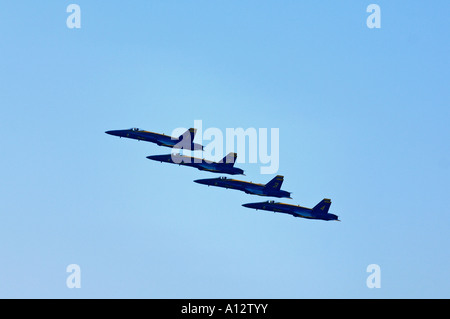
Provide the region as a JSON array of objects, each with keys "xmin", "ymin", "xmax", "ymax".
[
  {"xmin": 242, "ymin": 198, "xmax": 340, "ymax": 221},
  {"xmin": 194, "ymin": 175, "xmax": 292, "ymax": 198},
  {"xmin": 105, "ymin": 127, "xmax": 204, "ymax": 151},
  {"xmin": 147, "ymin": 152, "xmax": 245, "ymax": 175}
]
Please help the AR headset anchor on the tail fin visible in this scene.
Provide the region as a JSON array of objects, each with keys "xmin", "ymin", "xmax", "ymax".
[
  {"xmin": 220, "ymin": 152, "xmax": 237, "ymax": 166},
  {"xmin": 265, "ymin": 175, "xmax": 284, "ymax": 191},
  {"xmin": 178, "ymin": 128, "xmax": 197, "ymax": 143},
  {"xmin": 312, "ymin": 199, "xmax": 332, "ymax": 214}
]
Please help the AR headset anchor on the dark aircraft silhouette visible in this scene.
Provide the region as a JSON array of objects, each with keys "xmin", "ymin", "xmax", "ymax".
[
  {"xmin": 105, "ymin": 127, "xmax": 204, "ymax": 151},
  {"xmin": 147, "ymin": 152, "xmax": 245, "ymax": 175},
  {"xmin": 194, "ymin": 175, "xmax": 291, "ymax": 198},
  {"xmin": 242, "ymin": 198, "xmax": 339, "ymax": 221}
]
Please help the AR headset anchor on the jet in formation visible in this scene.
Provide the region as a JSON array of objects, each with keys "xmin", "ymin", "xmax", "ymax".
[
  {"xmin": 106, "ymin": 125, "xmax": 340, "ymax": 222},
  {"xmin": 147, "ymin": 152, "xmax": 245, "ymax": 175},
  {"xmin": 242, "ymin": 198, "xmax": 339, "ymax": 221},
  {"xmin": 194, "ymin": 175, "xmax": 292, "ymax": 198},
  {"xmin": 105, "ymin": 127, "xmax": 204, "ymax": 151}
]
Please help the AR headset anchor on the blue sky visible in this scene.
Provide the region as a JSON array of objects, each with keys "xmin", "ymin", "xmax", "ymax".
[{"xmin": 0, "ymin": 1, "xmax": 449, "ymax": 298}]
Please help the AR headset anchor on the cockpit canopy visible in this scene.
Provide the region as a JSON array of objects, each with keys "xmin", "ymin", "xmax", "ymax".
[
  {"xmin": 268, "ymin": 200, "xmax": 275, "ymax": 204},
  {"xmin": 131, "ymin": 128, "xmax": 140, "ymax": 132},
  {"xmin": 219, "ymin": 176, "xmax": 227, "ymax": 180}
]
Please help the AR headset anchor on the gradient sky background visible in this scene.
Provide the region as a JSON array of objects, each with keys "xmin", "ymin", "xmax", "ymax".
[{"xmin": 0, "ymin": 1, "xmax": 449, "ymax": 298}]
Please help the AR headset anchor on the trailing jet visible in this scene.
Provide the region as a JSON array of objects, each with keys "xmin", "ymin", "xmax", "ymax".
[
  {"xmin": 242, "ymin": 198, "xmax": 340, "ymax": 221},
  {"xmin": 105, "ymin": 127, "xmax": 204, "ymax": 151},
  {"xmin": 194, "ymin": 175, "xmax": 292, "ymax": 198},
  {"xmin": 147, "ymin": 152, "xmax": 245, "ymax": 175}
]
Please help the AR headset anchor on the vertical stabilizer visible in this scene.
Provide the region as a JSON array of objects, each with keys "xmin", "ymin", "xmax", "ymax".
[
  {"xmin": 265, "ymin": 175, "xmax": 284, "ymax": 191},
  {"xmin": 312, "ymin": 199, "xmax": 332, "ymax": 214}
]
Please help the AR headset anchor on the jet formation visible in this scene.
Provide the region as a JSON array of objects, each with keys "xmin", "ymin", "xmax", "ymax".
[{"xmin": 106, "ymin": 126, "xmax": 340, "ymax": 222}]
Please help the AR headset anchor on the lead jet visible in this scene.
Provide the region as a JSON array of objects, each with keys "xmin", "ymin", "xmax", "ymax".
[
  {"xmin": 105, "ymin": 127, "xmax": 204, "ymax": 151},
  {"xmin": 242, "ymin": 198, "xmax": 340, "ymax": 221},
  {"xmin": 194, "ymin": 175, "xmax": 292, "ymax": 198},
  {"xmin": 147, "ymin": 152, "xmax": 245, "ymax": 175}
]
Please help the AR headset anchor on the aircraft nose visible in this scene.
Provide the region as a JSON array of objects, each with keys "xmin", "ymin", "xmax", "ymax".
[
  {"xmin": 147, "ymin": 155, "xmax": 171, "ymax": 162},
  {"xmin": 105, "ymin": 130, "xmax": 122, "ymax": 136},
  {"xmin": 242, "ymin": 203, "xmax": 258, "ymax": 209},
  {"xmin": 194, "ymin": 179, "xmax": 208, "ymax": 185}
]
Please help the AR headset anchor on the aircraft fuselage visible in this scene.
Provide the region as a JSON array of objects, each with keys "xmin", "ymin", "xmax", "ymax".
[
  {"xmin": 147, "ymin": 154, "xmax": 244, "ymax": 175},
  {"xmin": 105, "ymin": 128, "xmax": 203, "ymax": 150},
  {"xmin": 194, "ymin": 177, "xmax": 292, "ymax": 198},
  {"xmin": 242, "ymin": 201, "xmax": 339, "ymax": 221}
]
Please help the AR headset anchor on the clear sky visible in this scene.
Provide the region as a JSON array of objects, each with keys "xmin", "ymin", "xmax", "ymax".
[{"xmin": 0, "ymin": 1, "xmax": 449, "ymax": 298}]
